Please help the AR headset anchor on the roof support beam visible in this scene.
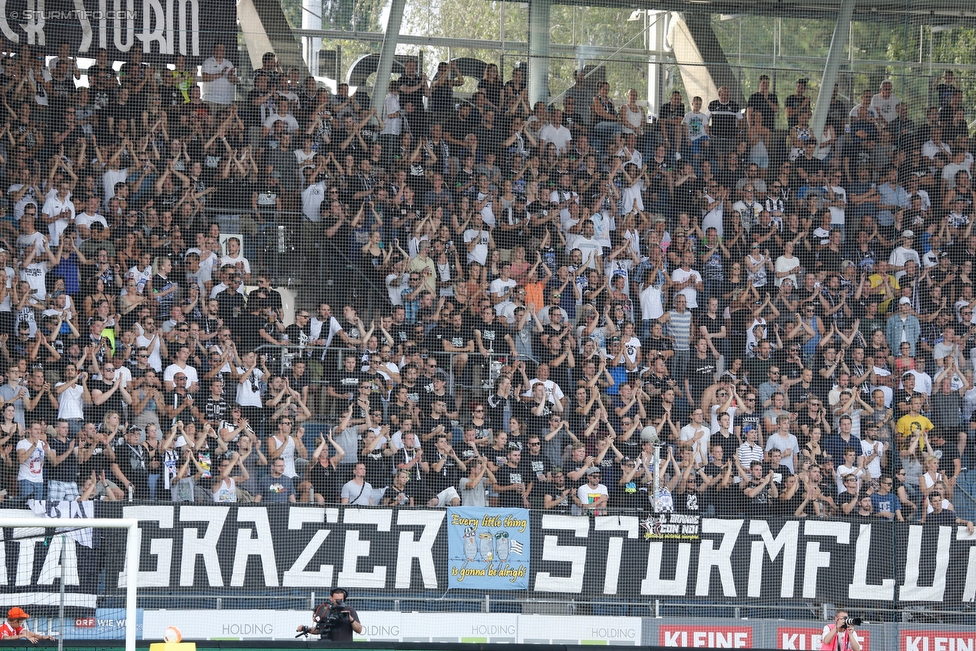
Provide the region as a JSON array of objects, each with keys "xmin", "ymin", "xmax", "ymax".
[
  {"xmin": 291, "ymin": 29, "xmax": 663, "ymax": 60},
  {"xmin": 671, "ymin": 12, "xmax": 745, "ymax": 107},
  {"xmin": 239, "ymin": 0, "xmax": 308, "ymax": 76},
  {"xmin": 810, "ymin": 0, "xmax": 856, "ymax": 144},
  {"xmin": 528, "ymin": 0, "xmax": 551, "ymax": 106},
  {"xmin": 371, "ymin": 0, "xmax": 407, "ymax": 116}
]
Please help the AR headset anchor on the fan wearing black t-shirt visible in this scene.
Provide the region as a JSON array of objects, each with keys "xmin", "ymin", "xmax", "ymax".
[
  {"xmin": 707, "ymin": 88, "xmax": 742, "ymax": 151},
  {"xmin": 766, "ymin": 448, "xmax": 796, "ymax": 516},
  {"xmin": 741, "ymin": 460, "xmax": 778, "ymax": 518},
  {"xmin": 521, "ymin": 436, "xmax": 553, "ymax": 485},
  {"xmin": 429, "ymin": 434, "xmax": 466, "ymax": 500},
  {"xmin": 544, "ymin": 468, "xmax": 574, "ymax": 513},
  {"xmin": 300, "ymin": 431, "xmax": 345, "ymax": 503},
  {"xmin": 674, "ymin": 472, "xmax": 704, "ymax": 515},
  {"xmin": 701, "ymin": 443, "xmax": 735, "ymax": 516},
  {"xmin": 285, "ymin": 311, "xmax": 312, "ymax": 354},
  {"xmin": 475, "ymin": 308, "xmax": 505, "ymax": 358},
  {"xmin": 418, "ymin": 398, "xmax": 452, "ymax": 456},
  {"xmin": 611, "ymin": 456, "xmax": 648, "ymax": 513},
  {"xmin": 684, "ymin": 338, "xmax": 718, "ymax": 407},
  {"xmin": 442, "ymin": 312, "xmax": 474, "ymax": 384},
  {"xmin": 495, "ymin": 444, "xmax": 532, "ymax": 508},
  {"xmin": 328, "ymin": 355, "xmax": 363, "ymax": 405}
]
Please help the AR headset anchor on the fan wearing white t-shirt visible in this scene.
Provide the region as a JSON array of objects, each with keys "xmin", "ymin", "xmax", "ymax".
[
  {"xmin": 220, "ymin": 236, "xmax": 251, "ymax": 283},
  {"xmin": 671, "ymin": 251, "xmax": 703, "ymax": 309},
  {"xmin": 520, "ymin": 366, "xmax": 565, "ymax": 407},
  {"xmin": 570, "ymin": 220, "xmax": 604, "ymax": 270},
  {"xmin": 17, "ymin": 422, "xmax": 48, "ymax": 500},
  {"xmin": 539, "ymin": 110, "xmax": 572, "ymax": 154},
  {"xmin": 55, "ymin": 365, "xmax": 88, "ymax": 428},
  {"xmin": 490, "ymin": 263, "xmax": 518, "ymax": 316},
  {"xmin": 164, "ymin": 346, "xmax": 200, "ymax": 393},
  {"xmin": 200, "ymin": 44, "xmax": 238, "ymax": 106},
  {"xmin": 463, "ymin": 212, "xmax": 493, "ymax": 266}
]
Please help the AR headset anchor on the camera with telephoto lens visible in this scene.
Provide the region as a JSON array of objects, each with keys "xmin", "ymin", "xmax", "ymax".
[{"xmin": 839, "ymin": 616, "xmax": 862, "ymax": 629}]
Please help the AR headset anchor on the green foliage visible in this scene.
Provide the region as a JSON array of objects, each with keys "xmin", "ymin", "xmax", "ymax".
[
  {"xmin": 548, "ymin": 6, "xmax": 650, "ymax": 99},
  {"xmin": 400, "ymin": 0, "xmax": 524, "ymax": 91},
  {"xmin": 399, "ymin": 2, "xmax": 651, "ymax": 101},
  {"xmin": 931, "ymin": 27, "xmax": 976, "ymax": 116},
  {"xmin": 280, "ymin": 0, "xmax": 386, "ymax": 31},
  {"xmin": 708, "ymin": 14, "xmax": 976, "ymax": 123},
  {"xmin": 279, "ymin": 0, "xmax": 386, "ymax": 84}
]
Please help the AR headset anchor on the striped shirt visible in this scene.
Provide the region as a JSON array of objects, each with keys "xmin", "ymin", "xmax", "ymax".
[
  {"xmin": 666, "ymin": 309, "xmax": 693, "ymax": 351},
  {"xmin": 737, "ymin": 442, "xmax": 765, "ymax": 468}
]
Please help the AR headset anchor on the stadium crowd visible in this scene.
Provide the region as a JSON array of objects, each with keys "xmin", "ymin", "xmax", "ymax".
[{"xmin": 1, "ymin": 41, "xmax": 974, "ymax": 523}]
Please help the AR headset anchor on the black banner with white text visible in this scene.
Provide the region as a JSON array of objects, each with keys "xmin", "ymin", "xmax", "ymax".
[
  {"xmin": 2, "ymin": 504, "xmax": 975, "ymax": 610},
  {"xmin": 0, "ymin": 0, "xmax": 237, "ymax": 60}
]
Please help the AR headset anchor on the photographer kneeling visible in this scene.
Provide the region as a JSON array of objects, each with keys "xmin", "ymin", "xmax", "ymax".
[
  {"xmin": 821, "ymin": 610, "xmax": 861, "ymax": 651},
  {"xmin": 297, "ymin": 587, "xmax": 363, "ymax": 642}
]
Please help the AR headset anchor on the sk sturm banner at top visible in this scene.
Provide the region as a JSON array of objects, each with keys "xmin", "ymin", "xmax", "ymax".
[
  {"xmin": 447, "ymin": 507, "xmax": 530, "ymax": 589},
  {"xmin": 0, "ymin": 0, "xmax": 238, "ymax": 60}
]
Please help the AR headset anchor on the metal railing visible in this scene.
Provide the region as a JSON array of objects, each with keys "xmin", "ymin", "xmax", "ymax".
[
  {"xmin": 255, "ymin": 343, "xmax": 512, "ymax": 394},
  {"xmin": 93, "ymin": 589, "xmax": 976, "ymax": 622},
  {"xmin": 196, "ymin": 205, "xmax": 389, "ymax": 301}
]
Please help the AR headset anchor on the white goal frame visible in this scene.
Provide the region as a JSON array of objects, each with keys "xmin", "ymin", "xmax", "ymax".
[{"xmin": 2, "ymin": 518, "xmax": 140, "ymax": 651}]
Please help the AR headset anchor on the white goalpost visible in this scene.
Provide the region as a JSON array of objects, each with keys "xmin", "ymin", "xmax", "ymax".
[{"xmin": 1, "ymin": 517, "xmax": 140, "ymax": 651}]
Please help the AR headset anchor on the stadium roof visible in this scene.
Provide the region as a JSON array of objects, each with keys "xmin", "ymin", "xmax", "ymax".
[{"xmin": 570, "ymin": 0, "xmax": 976, "ymax": 25}]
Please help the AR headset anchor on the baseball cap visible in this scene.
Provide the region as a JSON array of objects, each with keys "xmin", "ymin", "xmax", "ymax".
[
  {"xmin": 899, "ymin": 297, "xmax": 911, "ymax": 305},
  {"xmin": 902, "ymin": 230, "xmax": 914, "ymax": 238},
  {"xmin": 585, "ymin": 466, "xmax": 601, "ymax": 476},
  {"xmin": 7, "ymin": 607, "xmax": 29, "ymax": 619}
]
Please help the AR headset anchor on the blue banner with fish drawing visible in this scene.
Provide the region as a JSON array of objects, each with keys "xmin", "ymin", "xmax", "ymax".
[{"xmin": 447, "ymin": 507, "xmax": 530, "ymax": 590}]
